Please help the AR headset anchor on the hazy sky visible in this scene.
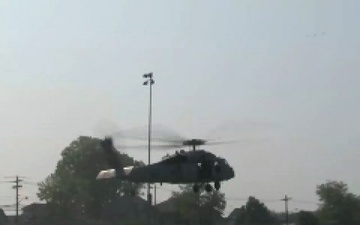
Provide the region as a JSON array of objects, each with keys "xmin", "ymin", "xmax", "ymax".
[{"xmin": 1, "ymin": 0, "xmax": 360, "ymax": 215}]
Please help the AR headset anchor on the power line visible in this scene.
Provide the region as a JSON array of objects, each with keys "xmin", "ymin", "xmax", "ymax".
[
  {"xmin": 22, "ymin": 181, "xmax": 38, "ymax": 186},
  {"xmin": 292, "ymin": 199, "xmax": 319, "ymax": 205},
  {"xmin": 226, "ymin": 196, "xmax": 282, "ymax": 203},
  {"xmin": 3, "ymin": 176, "xmax": 27, "ymax": 179},
  {"xmin": 155, "ymin": 187, "xmax": 294, "ymax": 205},
  {"xmin": 0, "ymin": 204, "xmax": 16, "ymax": 207},
  {"xmin": 0, "ymin": 196, "xmax": 13, "ymax": 199},
  {"xmin": 0, "ymin": 181, "xmax": 16, "ymax": 184}
]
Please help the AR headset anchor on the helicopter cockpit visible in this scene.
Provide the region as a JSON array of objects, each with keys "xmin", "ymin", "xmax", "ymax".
[
  {"xmin": 216, "ymin": 157, "xmax": 229, "ymax": 164},
  {"xmin": 215, "ymin": 157, "xmax": 232, "ymax": 169}
]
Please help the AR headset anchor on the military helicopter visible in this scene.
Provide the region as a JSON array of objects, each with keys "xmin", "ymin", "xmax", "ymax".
[{"xmin": 96, "ymin": 137, "xmax": 235, "ymax": 192}]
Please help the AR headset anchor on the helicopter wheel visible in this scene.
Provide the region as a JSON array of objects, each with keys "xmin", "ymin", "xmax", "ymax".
[
  {"xmin": 214, "ymin": 181, "xmax": 221, "ymax": 191},
  {"xmin": 193, "ymin": 184, "xmax": 200, "ymax": 193},
  {"xmin": 205, "ymin": 183, "xmax": 213, "ymax": 192}
]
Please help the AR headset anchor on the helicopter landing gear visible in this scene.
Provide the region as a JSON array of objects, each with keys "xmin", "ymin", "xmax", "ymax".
[
  {"xmin": 214, "ymin": 181, "xmax": 221, "ymax": 191},
  {"xmin": 205, "ymin": 183, "xmax": 213, "ymax": 192},
  {"xmin": 193, "ymin": 184, "xmax": 200, "ymax": 193}
]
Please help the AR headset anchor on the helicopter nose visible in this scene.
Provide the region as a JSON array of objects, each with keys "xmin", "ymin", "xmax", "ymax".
[{"xmin": 229, "ymin": 167, "xmax": 235, "ymax": 179}]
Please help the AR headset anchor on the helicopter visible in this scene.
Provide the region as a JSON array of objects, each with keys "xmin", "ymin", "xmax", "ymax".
[{"xmin": 96, "ymin": 137, "xmax": 235, "ymax": 192}]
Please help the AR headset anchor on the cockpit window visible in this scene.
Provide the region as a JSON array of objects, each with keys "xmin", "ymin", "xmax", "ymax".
[{"xmin": 218, "ymin": 157, "xmax": 229, "ymax": 165}]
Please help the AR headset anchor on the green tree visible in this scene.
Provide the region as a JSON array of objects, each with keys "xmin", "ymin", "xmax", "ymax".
[
  {"xmin": 236, "ymin": 196, "xmax": 279, "ymax": 225},
  {"xmin": 296, "ymin": 211, "xmax": 319, "ymax": 225},
  {"xmin": 172, "ymin": 184, "xmax": 226, "ymax": 225},
  {"xmin": 37, "ymin": 136, "xmax": 144, "ymax": 219},
  {"xmin": 316, "ymin": 180, "xmax": 360, "ymax": 225}
]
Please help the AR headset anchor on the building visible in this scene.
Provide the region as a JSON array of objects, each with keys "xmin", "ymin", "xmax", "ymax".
[
  {"xmin": 226, "ymin": 208, "xmax": 242, "ymax": 225},
  {"xmin": 102, "ymin": 195, "xmax": 152, "ymax": 224},
  {"xmin": 21, "ymin": 203, "xmax": 48, "ymax": 224},
  {"xmin": 155, "ymin": 198, "xmax": 227, "ymax": 225},
  {"xmin": 155, "ymin": 197, "xmax": 185, "ymax": 225}
]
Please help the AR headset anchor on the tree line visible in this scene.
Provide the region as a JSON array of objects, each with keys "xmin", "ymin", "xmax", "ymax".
[{"xmin": 34, "ymin": 136, "xmax": 360, "ymax": 225}]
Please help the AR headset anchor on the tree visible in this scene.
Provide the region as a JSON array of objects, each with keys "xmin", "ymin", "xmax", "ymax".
[
  {"xmin": 236, "ymin": 196, "xmax": 279, "ymax": 225},
  {"xmin": 37, "ymin": 136, "xmax": 144, "ymax": 219},
  {"xmin": 316, "ymin": 180, "xmax": 360, "ymax": 225},
  {"xmin": 296, "ymin": 211, "xmax": 319, "ymax": 225},
  {"xmin": 172, "ymin": 184, "xmax": 226, "ymax": 225}
]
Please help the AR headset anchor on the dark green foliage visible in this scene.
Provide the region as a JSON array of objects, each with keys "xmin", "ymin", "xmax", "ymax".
[
  {"xmin": 295, "ymin": 211, "xmax": 319, "ymax": 225},
  {"xmin": 172, "ymin": 184, "xmax": 226, "ymax": 225},
  {"xmin": 316, "ymin": 180, "xmax": 360, "ymax": 225},
  {"xmin": 236, "ymin": 196, "xmax": 279, "ymax": 225},
  {"xmin": 37, "ymin": 136, "xmax": 144, "ymax": 219}
]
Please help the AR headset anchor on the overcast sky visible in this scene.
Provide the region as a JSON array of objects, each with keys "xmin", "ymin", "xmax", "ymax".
[{"xmin": 1, "ymin": 0, "xmax": 359, "ymax": 215}]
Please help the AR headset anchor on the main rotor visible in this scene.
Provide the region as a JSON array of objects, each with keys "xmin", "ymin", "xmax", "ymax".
[
  {"xmin": 110, "ymin": 125, "xmax": 237, "ymax": 151},
  {"xmin": 182, "ymin": 139, "xmax": 207, "ymax": 150}
]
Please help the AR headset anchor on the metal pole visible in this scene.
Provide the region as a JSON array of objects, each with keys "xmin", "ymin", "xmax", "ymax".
[
  {"xmin": 147, "ymin": 79, "xmax": 152, "ymax": 225},
  {"xmin": 153, "ymin": 180, "xmax": 157, "ymax": 225},
  {"xmin": 16, "ymin": 176, "xmax": 19, "ymax": 225},
  {"xmin": 285, "ymin": 195, "xmax": 288, "ymax": 225},
  {"xmin": 154, "ymin": 184, "xmax": 156, "ymax": 205},
  {"xmin": 148, "ymin": 76, "xmax": 152, "ymax": 168},
  {"xmin": 143, "ymin": 73, "xmax": 154, "ymax": 225}
]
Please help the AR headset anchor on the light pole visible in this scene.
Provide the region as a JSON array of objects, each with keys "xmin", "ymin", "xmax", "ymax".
[{"xmin": 142, "ymin": 72, "xmax": 154, "ymax": 207}]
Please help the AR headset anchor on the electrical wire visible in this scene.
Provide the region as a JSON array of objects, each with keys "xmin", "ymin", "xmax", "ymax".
[{"xmin": 292, "ymin": 199, "xmax": 319, "ymax": 205}]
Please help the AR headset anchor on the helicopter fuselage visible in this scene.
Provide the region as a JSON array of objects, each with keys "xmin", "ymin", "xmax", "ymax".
[{"xmin": 97, "ymin": 159, "xmax": 234, "ymax": 184}]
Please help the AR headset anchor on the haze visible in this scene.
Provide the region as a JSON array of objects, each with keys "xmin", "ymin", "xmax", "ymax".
[{"xmin": 1, "ymin": 0, "xmax": 359, "ymax": 215}]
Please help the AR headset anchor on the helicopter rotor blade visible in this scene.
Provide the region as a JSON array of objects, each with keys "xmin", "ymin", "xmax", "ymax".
[
  {"xmin": 115, "ymin": 140, "xmax": 239, "ymax": 151},
  {"xmin": 111, "ymin": 125, "xmax": 187, "ymax": 144},
  {"xmin": 107, "ymin": 124, "xmax": 265, "ymax": 152},
  {"xmin": 205, "ymin": 140, "xmax": 239, "ymax": 146},
  {"xmin": 114, "ymin": 144, "xmax": 185, "ymax": 151}
]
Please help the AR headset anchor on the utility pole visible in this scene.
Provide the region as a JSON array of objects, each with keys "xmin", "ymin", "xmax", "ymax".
[
  {"xmin": 3, "ymin": 176, "xmax": 26, "ymax": 225},
  {"xmin": 281, "ymin": 195, "xmax": 292, "ymax": 225},
  {"xmin": 6, "ymin": 176, "xmax": 24, "ymax": 225}
]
